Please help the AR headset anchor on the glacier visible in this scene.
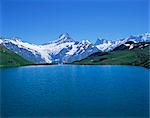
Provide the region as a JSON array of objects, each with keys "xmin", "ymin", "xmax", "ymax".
[{"xmin": 0, "ymin": 32, "xmax": 150, "ymax": 64}]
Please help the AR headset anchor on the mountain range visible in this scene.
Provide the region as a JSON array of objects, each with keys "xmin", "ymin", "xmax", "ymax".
[
  {"xmin": 73, "ymin": 41, "xmax": 150, "ymax": 68},
  {"xmin": 0, "ymin": 33, "xmax": 150, "ymax": 64}
]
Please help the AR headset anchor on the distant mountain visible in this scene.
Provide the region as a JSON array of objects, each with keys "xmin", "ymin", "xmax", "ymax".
[
  {"xmin": 126, "ymin": 33, "xmax": 150, "ymax": 42},
  {"xmin": 0, "ymin": 32, "xmax": 150, "ymax": 64},
  {"xmin": 113, "ymin": 41, "xmax": 150, "ymax": 51},
  {"xmin": 73, "ymin": 41, "xmax": 150, "ymax": 68},
  {"xmin": 0, "ymin": 33, "xmax": 98, "ymax": 64},
  {"xmin": 95, "ymin": 38, "xmax": 117, "ymax": 51},
  {"xmin": 53, "ymin": 33, "xmax": 75, "ymax": 44},
  {"xmin": 0, "ymin": 46, "xmax": 33, "ymax": 67},
  {"xmin": 95, "ymin": 33, "xmax": 150, "ymax": 51}
]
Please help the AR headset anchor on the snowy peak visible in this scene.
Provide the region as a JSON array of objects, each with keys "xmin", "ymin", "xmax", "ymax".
[
  {"xmin": 11, "ymin": 37, "xmax": 22, "ymax": 42},
  {"xmin": 95, "ymin": 33, "xmax": 150, "ymax": 52},
  {"xmin": 81, "ymin": 40, "xmax": 91, "ymax": 45},
  {"xmin": 95, "ymin": 38, "xmax": 108, "ymax": 45},
  {"xmin": 54, "ymin": 33, "xmax": 75, "ymax": 44},
  {"xmin": 95, "ymin": 38, "xmax": 114, "ymax": 52},
  {"xmin": 0, "ymin": 33, "xmax": 96, "ymax": 64},
  {"xmin": 1, "ymin": 32, "xmax": 150, "ymax": 64},
  {"xmin": 0, "ymin": 37, "xmax": 24, "ymax": 46},
  {"xmin": 126, "ymin": 33, "xmax": 150, "ymax": 42},
  {"xmin": 59, "ymin": 33, "xmax": 70, "ymax": 40}
]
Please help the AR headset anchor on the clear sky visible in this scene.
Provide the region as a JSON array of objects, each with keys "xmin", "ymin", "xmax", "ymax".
[{"xmin": 0, "ymin": 0, "xmax": 149, "ymax": 44}]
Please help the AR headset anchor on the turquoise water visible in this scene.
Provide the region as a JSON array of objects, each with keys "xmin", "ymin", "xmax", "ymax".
[{"xmin": 1, "ymin": 65, "xmax": 149, "ymax": 117}]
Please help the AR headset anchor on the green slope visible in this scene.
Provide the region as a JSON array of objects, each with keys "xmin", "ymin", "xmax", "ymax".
[
  {"xmin": 0, "ymin": 46, "xmax": 33, "ymax": 67},
  {"xmin": 73, "ymin": 44, "xmax": 150, "ymax": 68}
]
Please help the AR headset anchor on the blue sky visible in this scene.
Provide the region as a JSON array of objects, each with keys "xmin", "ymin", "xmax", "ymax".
[{"xmin": 0, "ymin": 0, "xmax": 149, "ymax": 44}]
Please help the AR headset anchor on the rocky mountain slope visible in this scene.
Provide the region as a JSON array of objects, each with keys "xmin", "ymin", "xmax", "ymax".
[
  {"xmin": 95, "ymin": 33, "xmax": 150, "ymax": 51},
  {"xmin": 0, "ymin": 33, "xmax": 98, "ymax": 64},
  {"xmin": 0, "ymin": 46, "xmax": 33, "ymax": 67},
  {"xmin": 0, "ymin": 33, "xmax": 150, "ymax": 64},
  {"xmin": 73, "ymin": 41, "xmax": 150, "ymax": 68}
]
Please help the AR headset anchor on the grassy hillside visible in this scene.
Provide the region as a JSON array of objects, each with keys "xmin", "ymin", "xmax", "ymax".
[
  {"xmin": 73, "ymin": 44, "xmax": 150, "ymax": 68},
  {"xmin": 0, "ymin": 46, "xmax": 33, "ymax": 67}
]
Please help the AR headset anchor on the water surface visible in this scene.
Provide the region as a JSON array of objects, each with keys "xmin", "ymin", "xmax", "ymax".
[{"xmin": 1, "ymin": 65, "xmax": 149, "ymax": 117}]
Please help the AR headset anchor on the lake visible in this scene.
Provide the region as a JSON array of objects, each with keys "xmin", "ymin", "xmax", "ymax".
[{"xmin": 0, "ymin": 65, "xmax": 149, "ymax": 117}]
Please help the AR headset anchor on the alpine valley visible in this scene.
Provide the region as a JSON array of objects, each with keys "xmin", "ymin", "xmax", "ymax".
[{"xmin": 0, "ymin": 33, "xmax": 150, "ymax": 67}]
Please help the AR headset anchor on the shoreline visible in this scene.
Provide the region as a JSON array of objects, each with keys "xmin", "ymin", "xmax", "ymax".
[{"xmin": 0, "ymin": 63, "xmax": 149, "ymax": 69}]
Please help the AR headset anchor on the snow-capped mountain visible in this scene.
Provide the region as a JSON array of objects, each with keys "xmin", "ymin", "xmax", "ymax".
[
  {"xmin": 0, "ymin": 33, "xmax": 98, "ymax": 64},
  {"xmin": 95, "ymin": 33, "xmax": 150, "ymax": 51},
  {"xmin": 0, "ymin": 32, "xmax": 150, "ymax": 64},
  {"xmin": 113, "ymin": 41, "xmax": 150, "ymax": 51},
  {"xmin": 95, "ymin": 38, "xmax": 127, "ymax": 52},
  {"xmin": 125, "ymin": 33, "xmax": 150, "ymax": 42}
]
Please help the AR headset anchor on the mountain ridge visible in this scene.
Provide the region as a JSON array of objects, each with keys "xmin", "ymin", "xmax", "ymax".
[
  {"xmin": 0, "ymin": 33, "xmax": 150, "ymax": 64},
  {"xmin": 73, "ymin": 41, "xmax": 150, "ymax": 68},
  {"xmin": 0, "ymin": 46, "xmax": 33, "ymax": 67}
]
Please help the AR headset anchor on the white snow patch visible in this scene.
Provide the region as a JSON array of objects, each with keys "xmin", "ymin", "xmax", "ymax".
[
  {"xmin": 0, "ymin": 39, "xmax": 3, "ymax": 44},
  {"xmin": 129, "ymin": 45, "xmax": 134, "ymax": 50}
]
